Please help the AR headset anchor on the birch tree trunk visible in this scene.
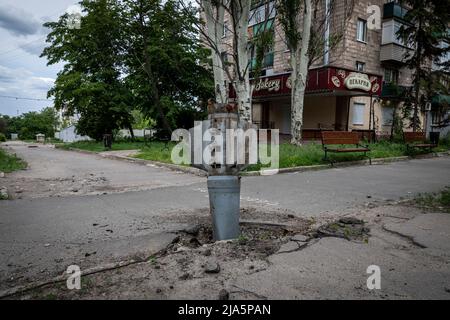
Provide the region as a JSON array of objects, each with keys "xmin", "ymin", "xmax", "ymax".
[
  {"xmin": 202, "ymin": 0, "xmax": 227, "ymax": 104},
  {"xmin": 232, "ymin": 0, "xmax": 252, "ymax": 122},
  {"xmin": 290, "ymin": 0, "xmax": 312, "ymax": 145}
]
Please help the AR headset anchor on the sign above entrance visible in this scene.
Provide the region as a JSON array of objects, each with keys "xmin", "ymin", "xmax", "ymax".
[
  {"xmin": 229, "ymin": 67, "xmax": 383, "ymax": 99},
  {"xmin": 344, "ymin": 73, "xmax": 372, "ymax": 91},
  {"xmin": 312, "ymin": 68, "xmax": 382, "ymax": 95}
]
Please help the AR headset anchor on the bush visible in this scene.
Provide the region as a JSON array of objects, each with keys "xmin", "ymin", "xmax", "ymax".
[
  {"xmin": 0, "ymin": 133, "xmax": 6, "ymax": 142},
  {"xmin": 440, "ymin": 133, "xmax": 450, "ymax": 149}
]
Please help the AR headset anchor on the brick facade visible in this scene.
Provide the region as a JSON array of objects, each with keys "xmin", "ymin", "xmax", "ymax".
[{"xmin": 215, "ymin": 1, "xmax": 422, "ymax": 138}]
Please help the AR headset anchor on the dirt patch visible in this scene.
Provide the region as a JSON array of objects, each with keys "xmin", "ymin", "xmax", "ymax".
[
  {"xmin": 7, "ymin": 212, "xmax": 312, "ymax": 300},
  {"xmin": 172, "ymin": 218, "xmax": 310, "ymax": 259},
  {"xmin": 1, "ymin": 174, "xmax": 111, "ymax": 199},
  {"xmin": 315, "ymin": 217, "xmax": 370, "ymax": 242}
]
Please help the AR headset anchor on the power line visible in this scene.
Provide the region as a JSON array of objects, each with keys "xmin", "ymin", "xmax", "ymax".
[
  {"xmin": 0, "ymin": 94, "xmax": 54, "ymax": 102},
  {"xmin": 0, "ymin": 36, "xmax": 47, "ymax": 57}
]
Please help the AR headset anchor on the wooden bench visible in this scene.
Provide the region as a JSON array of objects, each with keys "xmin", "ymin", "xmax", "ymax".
[
  {"xmin": 404, "ymin": 132, "xmax": 436, "ymax": 153},
  {"xmin": 321, "ymin": 131, "xmax": 371, "ymax": 164}
]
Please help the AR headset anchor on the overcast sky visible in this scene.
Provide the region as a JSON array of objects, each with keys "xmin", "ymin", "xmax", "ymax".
[{"xmin": 0, "ymin": 0, "xmax": 81, "ymax": 116}]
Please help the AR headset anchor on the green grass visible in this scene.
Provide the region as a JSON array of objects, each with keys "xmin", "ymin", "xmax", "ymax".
[
  {"xmin": 414, "ymin": 187, "xmax": 450, "ymax": 213},
  {"xmin": 134, "ymin": 142, "xmax": 176, "ymax": 163},
  {"xmin": 0, "ymin": 148, "xmax": 27, "ymax": 173},
  {"xmin": 246, "ymin": 141, "xmax": 410, "ymax": 171},
  {"xmin": 59, "ymin": 138, "xmax": 450, "ymax": 171},
  {"xmin": 59, "ymin": 140, "xmax": 175, "ymax": 163},
  {"xmin": 58, "ymin": 140, "xmax": 150, "ymax": 152}
]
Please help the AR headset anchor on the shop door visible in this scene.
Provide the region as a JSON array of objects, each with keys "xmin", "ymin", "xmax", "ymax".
[{"xmin": 281, "ymin": 104, "xmax": 291, "ymax": 134}]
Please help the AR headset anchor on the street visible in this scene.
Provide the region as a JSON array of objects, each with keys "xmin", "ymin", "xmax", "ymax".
[{"xmin": 1, "ymin": 142, "xmax": 450, "ymax": 299}]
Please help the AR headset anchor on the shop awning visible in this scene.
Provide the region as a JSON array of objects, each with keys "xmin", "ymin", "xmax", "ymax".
[{"xmin": 229, "ymin": 66, "xmax": 383, "ymax": 99}]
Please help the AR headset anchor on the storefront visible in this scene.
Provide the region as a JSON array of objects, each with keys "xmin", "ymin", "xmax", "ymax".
[{"xmin": 234, "ymin": 66, "xmax": 384, "ymax": 140}]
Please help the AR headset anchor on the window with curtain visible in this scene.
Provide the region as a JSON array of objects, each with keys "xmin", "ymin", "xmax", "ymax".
[
  {"xmin": 357, "ymin": 19, "xmax": 367, "ymax": 42},
  {"xmin": 382, "ymin": 106, "xmax": 395, "ymax": 126},
  {"xmin": 352, "ymin": 103, "xmax": 366, "ymax": 125}
]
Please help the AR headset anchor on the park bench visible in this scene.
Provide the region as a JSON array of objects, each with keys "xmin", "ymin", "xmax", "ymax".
[
  {"xmin": 321, "ymin": 131, "xmax": 371, "ymax": 165},
  {"xmin": 404, "ymin": 132, "xmax": 436, "ymax": 153}
]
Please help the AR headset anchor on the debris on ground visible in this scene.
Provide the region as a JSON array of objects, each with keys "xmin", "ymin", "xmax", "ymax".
[
  {"xmin": 204, "ymin": 261, "xmax": 220, "ymax": 274},
  {"xmin": 316, "ymin": 217, "xmax": 370, "ymax": 241},
  {"xmin": 218, "ymin": 289, "xmax": 229, "ymax": 300},
  {"xmin": 0, "ymin": 187, "xmax": 8, "ymax": 200}
]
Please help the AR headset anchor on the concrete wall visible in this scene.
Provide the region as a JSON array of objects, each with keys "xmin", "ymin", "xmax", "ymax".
[
  {"xmin": 58, "ymin": 126, "xmax": 92, "ymax": 143},
  {"xmin": 118, "ymin": 129, "xmax": 146, "ymax": 138}
]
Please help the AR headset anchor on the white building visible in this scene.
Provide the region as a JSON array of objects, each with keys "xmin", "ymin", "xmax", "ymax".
[{"xmin": 57, "ymin": 125, "xmax": 92, "ymax": 143}]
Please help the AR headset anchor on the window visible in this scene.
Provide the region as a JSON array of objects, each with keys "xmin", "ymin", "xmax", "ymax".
[
  {"xmin": 222, "ymin": 22, "xmax": 228, "ymax": 38},
  {"xmin": 382, "ymin": 106, "xmax": 395, "ymax": 126},
  {"xmin": 221, "ymin": 51, "xmax": 228, "ymax": 64},
  {"xmin": 248, "ymin": 19, "xmax": 275, "ymax": 71},
  {"xmin": 352, "ymin": 103, "xmax": 365, "ymax": 125},
  {"xmin": 249, "ymin": 1, "xmax": 276, "ymax": 27},
  {"xmin": 356, "ymin": 61, "xmax": 365, "ymax": 72},
  {"xmin": 384, "ymin": 68, "xmax": 399, "ymax": 84},
  {"xmin": 356, "ymin": 19, "xmax": 367, "ymax": 42}
]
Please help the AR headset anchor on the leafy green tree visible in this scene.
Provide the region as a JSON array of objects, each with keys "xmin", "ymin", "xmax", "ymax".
[
  {"xmin": 19, "ymin": 107, "xmax": 58, "ymax": 139},
  {"xmin": 121, "ymin": 0, "xmax": 213, "ymax": 132},
  {"xmin": 397, "ymin": 0, "xmax": 450, "ymax": 131},
  {"xmin": 0, "ymin": 116, "xmax": 8, "ymax": 135},
  {"xmin": 131, "ymin": 110, "xmax": 154, "ymax": 130},
  {"xmin": 42, "ymin": 0, "xmax": 133, "ymax": 141},
  {"xmin": 0, "ymin": 108, "xmax": 59, "ymax": 140}
]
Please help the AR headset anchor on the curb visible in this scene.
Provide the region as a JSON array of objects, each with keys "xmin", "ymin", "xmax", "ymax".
[
  {"xmin": 102, "ymin": 154, "xmax": 207, "ymax": 177},
  {"xmin": 58, "ymin": 145, "xmax": 450, "ymax": 178},
  {"xmin": 57, "ymin": 146, "xmax": 207, "ymax": 177},
  {"xmin": 241, "ymin": 151, "xmax": 450, "ymax": 176}
]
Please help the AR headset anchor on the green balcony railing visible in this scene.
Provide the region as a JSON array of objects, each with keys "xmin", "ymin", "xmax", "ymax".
[
  {"xmin": 381, "ymin": 83, "xmax": 410, "ymax": 99},
  {"xmin": 383, "ymin": 2, "xmax": 408, "ymax": 21}
]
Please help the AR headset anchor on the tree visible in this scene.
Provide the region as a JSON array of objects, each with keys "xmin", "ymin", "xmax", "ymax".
[
  {"xmin": 42, "ymin": 0, "xmax": 134, "ymax": 141},
  {"xmin": 121, "ymin": 0, "xmax": 213, "ymax": 133},
  {"xmin": 277, "ymin": 0, "xmax": 353, "ymax": 145},
  {"xmin": 0, "ymin": 116, "xmax": 7, "ymax": 135},
  {"xmin": 0, "ymin": 108, "xmax": 59, "ymax": 140},
  {"xmin": 397, "ymin": 0, "xmax": 450, "ymax": 131},
  {"xmin": 195, "ymin": 0, "xmax": 254, "ymax": 121}
]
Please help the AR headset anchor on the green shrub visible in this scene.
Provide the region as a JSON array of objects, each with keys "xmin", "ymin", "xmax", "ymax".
[
  {"xmin": 0, "ymin": 133, "xmax": 6, "ymax": 142},
  {"xmin": 440, "ymin": 133, "xmax": 450, "ymax": 149}
]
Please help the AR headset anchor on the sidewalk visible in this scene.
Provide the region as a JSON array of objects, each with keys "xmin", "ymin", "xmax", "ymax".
[{"xmin": 6, "ymin": 201, "xmax": 450, "ymax": 300}]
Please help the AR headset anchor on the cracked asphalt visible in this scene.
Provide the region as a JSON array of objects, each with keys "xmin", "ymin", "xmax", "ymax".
[{"xmin": 1, "ymin": 141, "xmax": 450, "ymax": 299}]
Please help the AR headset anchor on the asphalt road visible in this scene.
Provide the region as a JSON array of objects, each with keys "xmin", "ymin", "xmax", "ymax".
[{"xmin": 1, "ymin": 142, "xmax": 450, "ymax": 292}]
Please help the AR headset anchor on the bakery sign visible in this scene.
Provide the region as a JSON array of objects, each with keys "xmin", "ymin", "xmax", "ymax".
[
  {"xmin": 229, "ymin": 67, "xmax": 383, "ymax": 98},
  {"xmin": 253, "ymin": 77, "xmax": 282, "ymax": 93},
  {"xmin": 344, "ymin": 72, "xmax": 372, "ymax": 92}
]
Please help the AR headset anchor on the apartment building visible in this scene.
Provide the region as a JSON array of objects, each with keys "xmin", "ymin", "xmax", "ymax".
[{"xmin": 223, "ymin": 0, "xmax": 423, "ymax": 140}]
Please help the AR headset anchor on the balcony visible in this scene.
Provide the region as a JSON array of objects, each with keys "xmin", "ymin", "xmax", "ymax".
[
  {"xmin": 380, "ymin": 15, "xmax": 413, "ymax": 64},
  {"xmin": 380, "ymin": 43, "xmax": 412, "ymax": 64},
  {"xmin": 381, "ymin": 83, "xmax": 411, "ymax": 100},
  {"xmin": 383, "ymin": 2, "xmax": 408, "ymax": 21}
]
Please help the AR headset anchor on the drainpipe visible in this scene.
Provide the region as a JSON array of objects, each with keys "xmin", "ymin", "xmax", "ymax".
[{"xmin": 324, "ymin": 0, "xmax": 331, "ymax": 65}]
